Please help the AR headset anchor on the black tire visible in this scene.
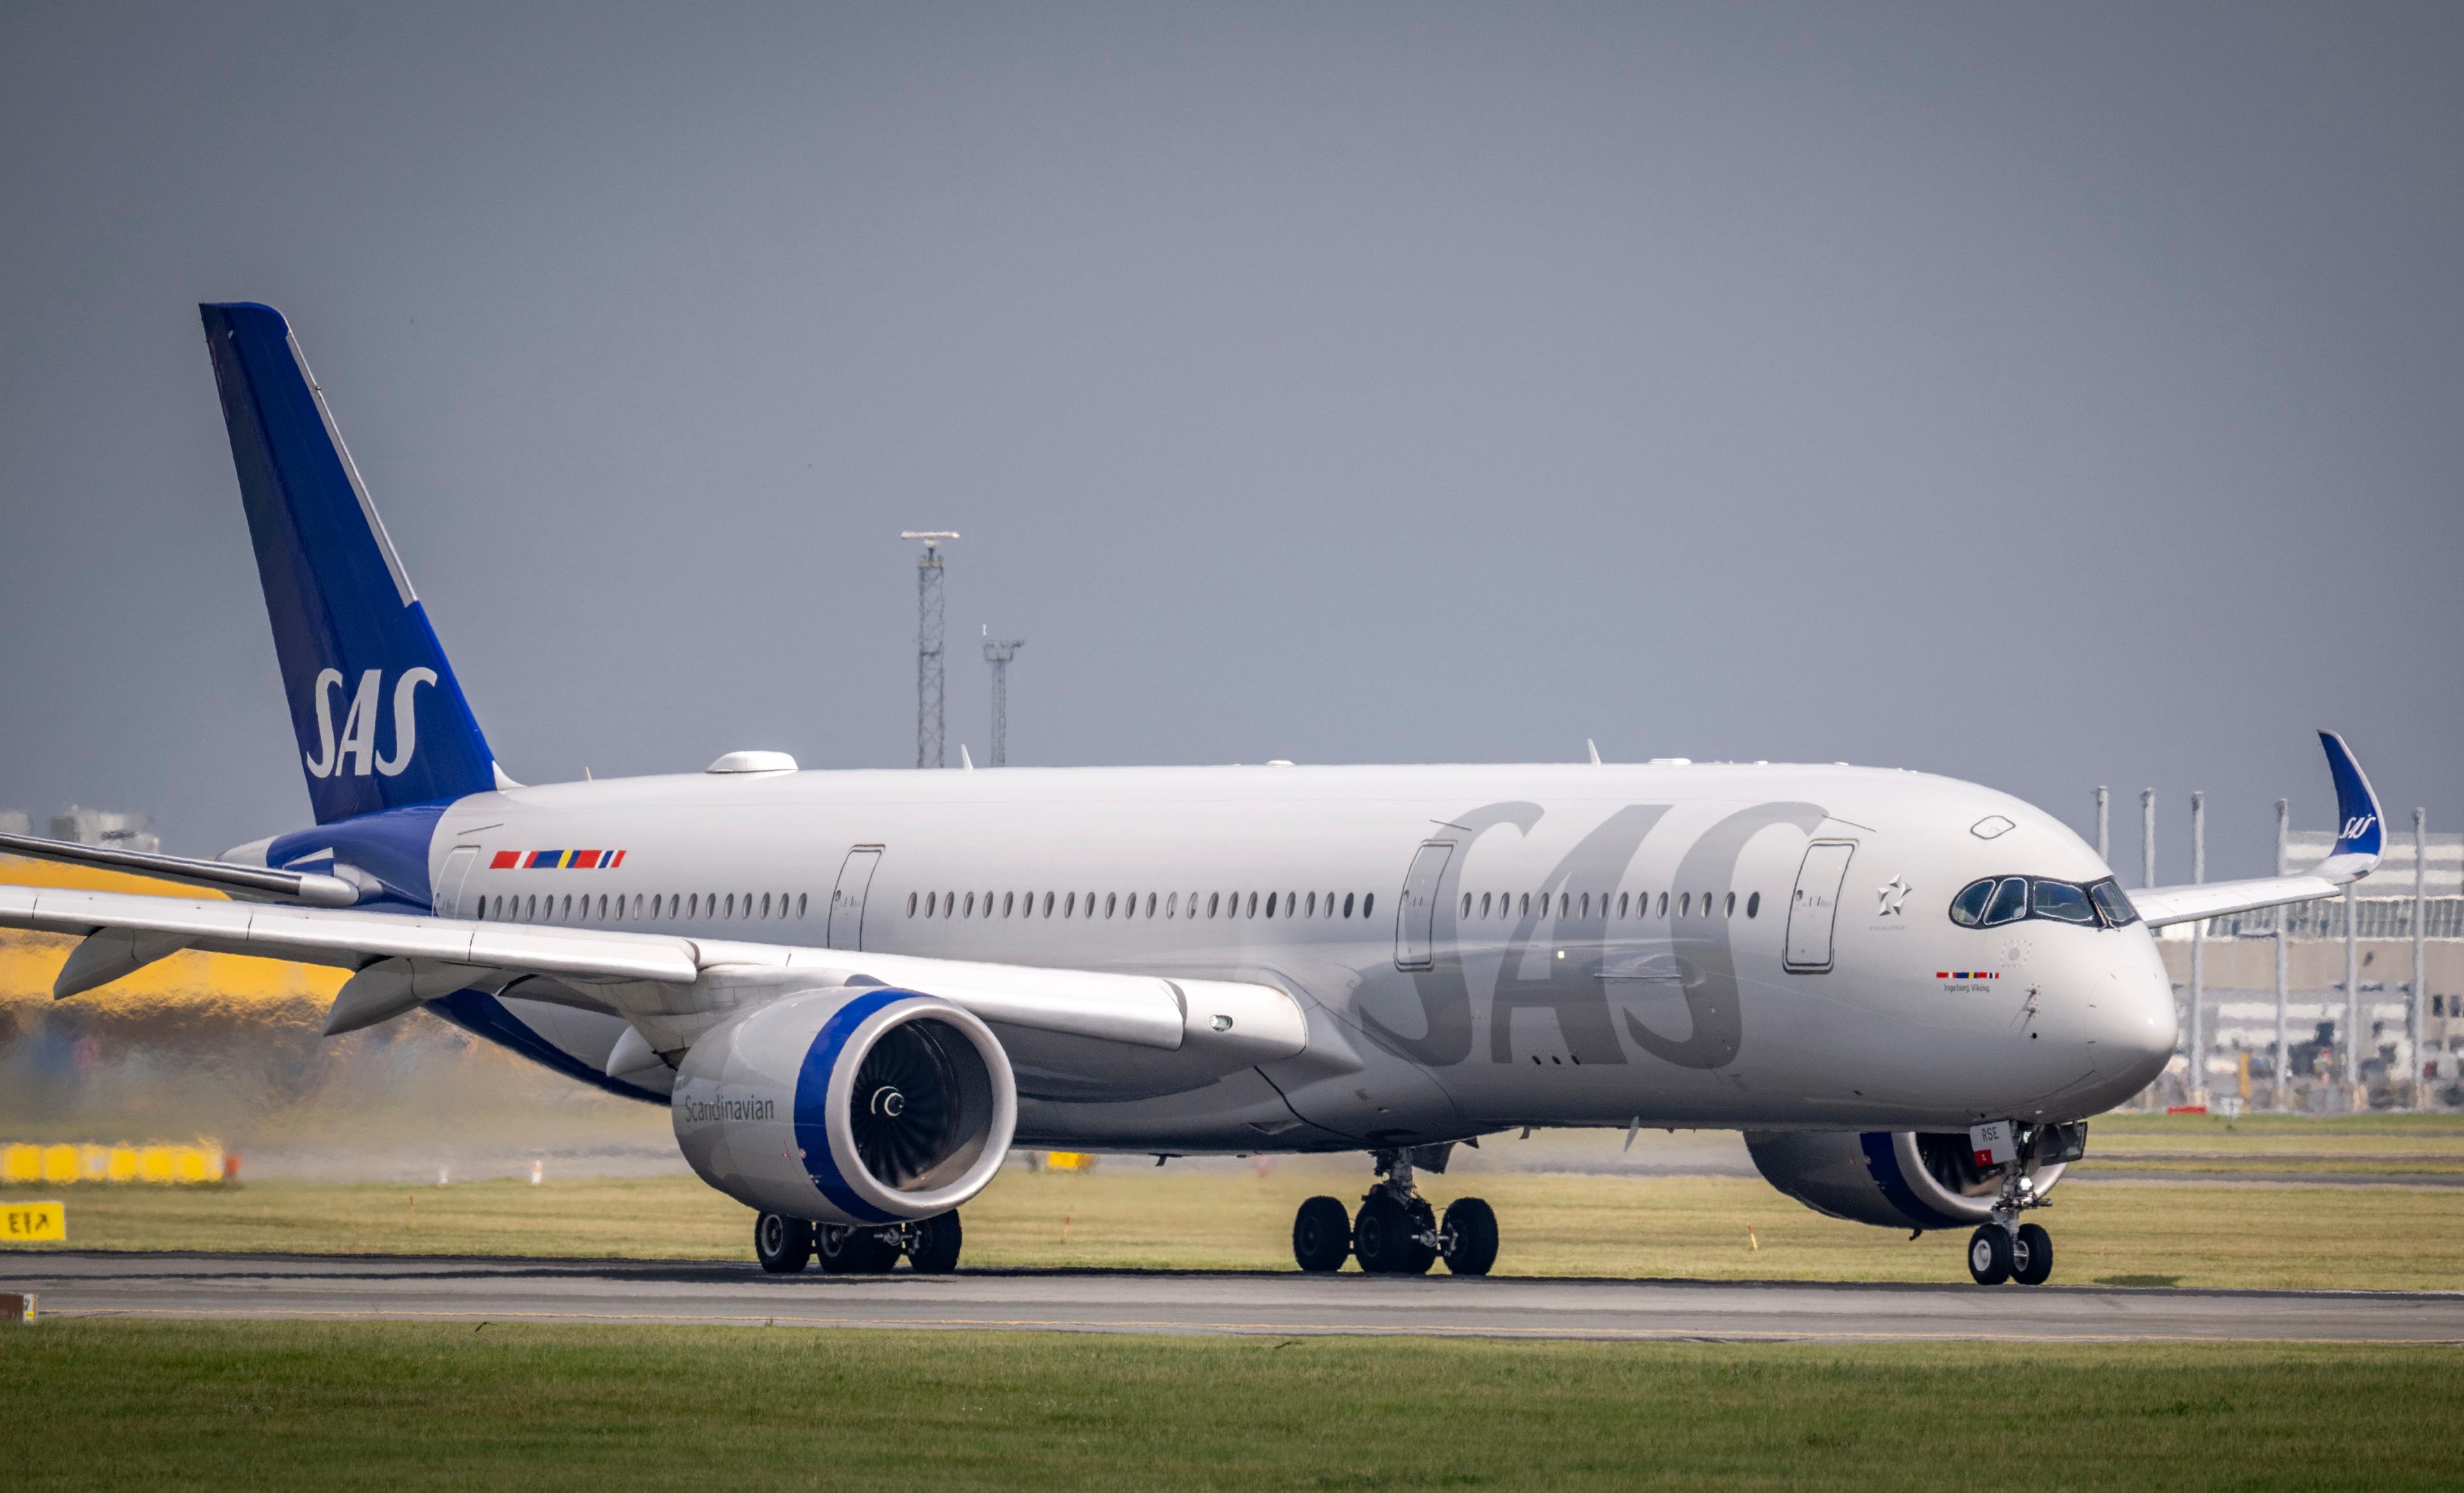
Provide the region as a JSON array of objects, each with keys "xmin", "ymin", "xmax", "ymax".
[
  {"xmin": 1403, "ymin": 1197, "xmax": 1439, "ymax": 1275},
  {"xmin": 1353, "ymin": 1194, "xmax": 1430, "ymax": 1275},
  {"xmin": 907, "ymin": 1211, "xmax": 964, "ymax": 1274},
  {"xmin": 1967, "ymin": 1224, "xmax": 2014, "ymax": 1286},
  {"xmin": 817, "ymin": 1224, "xmax": 899, "ymax": 1274},
  {"xmin": 1441, "ymin": 1197, "xmax": 1499, "ymax": 1276},
  {"xmin": 1292, "ymin": 1195, "xmax": 1351, "ymax": 1274},
  {"xmin": 2011, "ymin": 1223, "xmax": 2053, "ymax": 1286},
  {"xmin": 755, "ymin": 1212, "xmax": 812, "ymax": 1274}
]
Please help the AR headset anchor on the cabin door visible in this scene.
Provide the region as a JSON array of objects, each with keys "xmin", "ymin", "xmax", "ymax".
[
  {"xmin": 826, "ymin": 846, "xmax": 884, "ymax": 950},
  {"xmin": 1394, "ymin": 841, "xmax": 1454, "ymax": 971},
  {"xmin": 1783, "ymin": 840, "xmax": 1856, "ymax": 971}
]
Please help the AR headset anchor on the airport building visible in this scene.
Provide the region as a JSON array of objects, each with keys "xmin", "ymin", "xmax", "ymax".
[
  {"xmin": 6, "ymin": 806, "xmax": 160, "ymax": 854},
  {"xmin": 2154, "ymin": 830, "xmax": 2462, "ymax": 1106}
]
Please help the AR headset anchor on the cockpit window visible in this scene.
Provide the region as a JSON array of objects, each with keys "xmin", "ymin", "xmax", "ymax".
[
  {"xmin": 1951, "ymin": 874, "xmax": 2140, "ymax": 930},
  {"xmin": 1949, "ymin": 879, "xmax": 1994, "ymax": 927},
  {"xmin": 2087, "ymin": 878, "xmax": 2138, "ymax": 928},
  {"xmin": 1980, "ymin": 876, "xmax": 2030, "ymax": 926},
  {"xmin": 2032, "ymin": 879, "xmax": 2096, "ymax": 924}
]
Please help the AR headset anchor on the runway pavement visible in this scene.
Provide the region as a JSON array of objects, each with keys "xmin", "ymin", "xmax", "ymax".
[{"xmin": 11, "ymin": 1251, "xmax": 2463, "ymax": 1343}]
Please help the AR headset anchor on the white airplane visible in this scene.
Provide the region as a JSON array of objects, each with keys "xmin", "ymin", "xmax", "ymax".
[{"xmin": 1, "ymin": 304, "xmax": 2388, "ymax": 1285}]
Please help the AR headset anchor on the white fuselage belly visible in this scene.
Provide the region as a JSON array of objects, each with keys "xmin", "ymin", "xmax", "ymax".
[{"xmin": 425, "ymin": 762, "xmax": 2179, "ymax": 1149}]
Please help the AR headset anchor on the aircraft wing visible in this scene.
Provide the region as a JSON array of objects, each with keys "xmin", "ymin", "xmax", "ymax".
[
  {"xmin": 0, "ymin": 882, "xmax": 1306, "ymax": 1079},
  {"xmin": 2127, "ymin": 729, "xmax": 2384, "ymax": 928}
]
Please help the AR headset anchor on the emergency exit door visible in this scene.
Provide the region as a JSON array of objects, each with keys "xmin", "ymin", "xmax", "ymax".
[
  {"xmin": 826, "ymin": 846, "xmax": 883, "ymax": 950},
  {"xmin": 434, "ymin": 846, "xmax": 481, "ymax": 917},
  {"xmin": 1784, "ymin": 840, "xmax": 1856, "ymax": 972}
]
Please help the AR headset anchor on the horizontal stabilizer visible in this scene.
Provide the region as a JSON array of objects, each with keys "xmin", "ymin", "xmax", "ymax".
[{"xmin": 0, "ymin": 829, "xmax": 359, "ymax": 906}]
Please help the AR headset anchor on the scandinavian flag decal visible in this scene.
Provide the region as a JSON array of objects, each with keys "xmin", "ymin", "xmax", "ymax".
[{"xmin": 490, "ymin": 849, "xmax": 627, "ymax": 870}]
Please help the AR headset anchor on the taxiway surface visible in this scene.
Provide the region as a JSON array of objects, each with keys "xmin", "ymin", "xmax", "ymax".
[{"xmin": 12, "ymin": 1252, "xmax": 2463, "ymax": 1343}]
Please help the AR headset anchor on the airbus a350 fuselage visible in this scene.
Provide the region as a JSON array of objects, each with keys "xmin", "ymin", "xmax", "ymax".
[{"xmin": 282, "ymin": 756, "xmax": 2180, "ymax": 1149}]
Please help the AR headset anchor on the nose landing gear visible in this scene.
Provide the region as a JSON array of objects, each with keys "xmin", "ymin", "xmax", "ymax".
[
  {"xmin": 1287, "ymin": 1149, "xmax": 1499, "ymax": 1276},
  {"xmin": 1965, "ymin": 1163, "xmax": 2057, "ymax": 1286}
]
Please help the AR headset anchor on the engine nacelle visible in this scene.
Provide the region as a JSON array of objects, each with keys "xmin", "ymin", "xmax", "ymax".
[
  {"xmin": 673, "ymin": 987, "xmax": 1016, "ymax": 1225},
  {"xmin": 1744, "ymin": 1127, "xmax": 2078, "ymax": 1233}
]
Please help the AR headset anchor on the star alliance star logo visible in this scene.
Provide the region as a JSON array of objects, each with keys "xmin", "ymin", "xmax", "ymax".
[{"xmin": 1878, "ymin": 875, "xmax": 1911, "ymax": 916}]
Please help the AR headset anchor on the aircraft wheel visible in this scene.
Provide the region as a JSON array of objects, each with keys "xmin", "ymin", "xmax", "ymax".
[
  {"xmin": 907, "ymin": 1211, "xmax": 964, "ymax": 1274},
  {"xmin": 1353, "ymin": 1194, "xmax": 1425, "ymax": 1275},
  {"xmin": 1403, "ymin": 1197, "xmax": 1439, "ymax": 1275},
  {"xmin": 754, "ymin": 1212, "xmax": 812, "ymax": 1274},
  {"xmin": 1967, "ymin": 1224, "xmax": 2014, "ymax": 1286},
  {"xmin": 1292, "ymin": 1195, "xmax": 1351, "ymax": 1273},
  {"xmin": 1440, "ymin": 1197, "xmax": 1499, "ymax": 1276},
  {"xmin": 817, "ymin": 1224, "xmax": 899, "ymax": 1274},
  {"xmin": 2010, "ymin": 1223, "xmax": 2053, "ymax": 1286}
]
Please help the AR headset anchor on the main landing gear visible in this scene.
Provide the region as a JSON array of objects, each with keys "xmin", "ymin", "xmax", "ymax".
[
  {"xmin": 1965, "ymin": 1167, "xmax": 2055, "ymax": 1287},
  {"xmin": 1290, "ymin": 1150, "xmax": 1500, "ymax": 1277},
  {"xmin": 754, "ymin": 1210, "xmax": 964, "ymax": 1275}
]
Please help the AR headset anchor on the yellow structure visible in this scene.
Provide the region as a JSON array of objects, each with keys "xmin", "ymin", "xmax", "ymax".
[
  {"xmin": 2, "ymin": 1202, "xmax": 66, "ymax": 1243},
  {"xmin": 1, "ymin": 1141, "xmax": 225, "ymax": 1185},
  {"xmin": 0, "ymin": 854, "xmax": 345, "ymax": 1014}
]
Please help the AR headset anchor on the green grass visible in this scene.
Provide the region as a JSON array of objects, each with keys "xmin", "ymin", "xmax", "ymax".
[
  {"xmin": 2, "ymin": 1320, "xmax": 2456, "ymax": 1490},
  {"xmin": 9, "ymin": 1166, "xmax": 2464, "ymax": 1290}
]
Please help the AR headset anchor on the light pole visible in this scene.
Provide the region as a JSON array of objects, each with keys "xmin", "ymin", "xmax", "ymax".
[
  {"xmin": 982, "ymin": 629, "xmax": 1025, "ymax": 768},
  {"xmin": 2190, "ymin": 790, "xmax": 2207, "ymax": 1107},
  {"xmin": 900, "ymin": 531, "xmax": 959, "ymax": 769}
]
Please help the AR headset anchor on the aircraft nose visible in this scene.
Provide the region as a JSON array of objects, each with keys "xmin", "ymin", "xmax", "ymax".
[{"xmin": 2096, "ymin": 962, "xmax": 2179, "ymax": 1091}]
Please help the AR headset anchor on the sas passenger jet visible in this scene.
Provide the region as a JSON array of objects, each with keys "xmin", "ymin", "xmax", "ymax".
[{"xmin": 0, "ymin": 304, "xmax": 2388, "ymax": 1285}]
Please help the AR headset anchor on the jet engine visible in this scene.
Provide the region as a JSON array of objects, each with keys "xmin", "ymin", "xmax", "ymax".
[
  {"xmin": 1743, "ymin": 1127, "xmax": 2082, "ymax": 1233},
  {"xmin": 673, "ymin": 987, "xmax": 1016, "ymax": 1226}
]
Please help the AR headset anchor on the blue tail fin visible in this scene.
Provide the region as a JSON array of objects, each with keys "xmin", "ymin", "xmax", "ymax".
[{"xmin": 200, "ymin": 302, "xmax": 500, "ymax": 825}]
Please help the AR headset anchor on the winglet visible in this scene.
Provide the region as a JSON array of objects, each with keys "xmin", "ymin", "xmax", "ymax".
[{"xmin": 2316, "ymin": 729, "xmax": 2383, "ymax": 881}]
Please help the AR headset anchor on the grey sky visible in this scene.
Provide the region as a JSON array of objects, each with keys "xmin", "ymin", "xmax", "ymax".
[{"xmin": 2, "ymin": 3, "xmax": 2457, "ymax": 882}]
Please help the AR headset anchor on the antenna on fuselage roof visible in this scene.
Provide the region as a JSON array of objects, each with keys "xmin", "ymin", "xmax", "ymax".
[{"xmin": 1586, "ymin": 739, "xmax": 1602, "ymax": 765}]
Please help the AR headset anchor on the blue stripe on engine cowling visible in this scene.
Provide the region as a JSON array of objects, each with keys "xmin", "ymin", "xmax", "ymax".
[
  {"xmin": 792, "ymin": 988, "xmax": 921, "ymax": 1224},
  {"xmin": 1856, "ymin": 1131, "xmax": 1971, "ymax": 1232}
]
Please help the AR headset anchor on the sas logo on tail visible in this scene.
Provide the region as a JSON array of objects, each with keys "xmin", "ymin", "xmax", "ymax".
[{"xmin": 303, "ymin": 667, "xmax": 436, "ymax": 779}]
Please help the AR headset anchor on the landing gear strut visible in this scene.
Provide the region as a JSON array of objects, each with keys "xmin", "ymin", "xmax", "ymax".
[
  {"xmin": 755, "ymin": 1211, "xmax": 964, "ymax": 1274},
  {"xmin": 1287, "ymin": 1150, "xmax": 1498, "ymax": 1277},
  {"xmin": 1966, "ymin": 1156, "xmax": 2057, "ymax": 1287}
]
